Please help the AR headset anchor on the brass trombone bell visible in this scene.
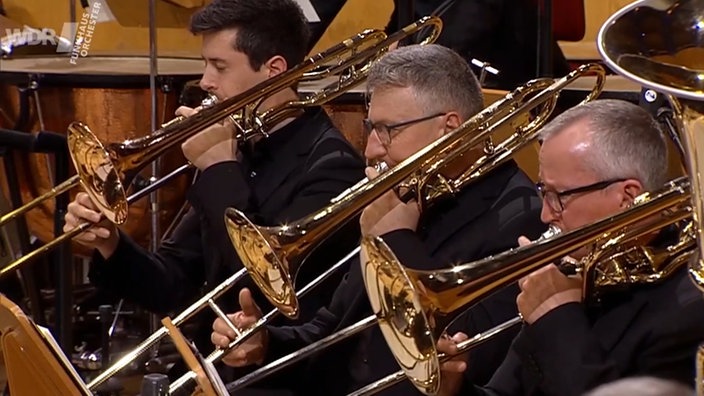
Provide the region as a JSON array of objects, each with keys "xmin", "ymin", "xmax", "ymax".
[
  {"xmin": 360, "ymin": 176, "xmax": 693, "ymax": 395},
  {"xmin": 0, "ymin": 93, "xmax": 214, "ymax": 231},
  {"xmin": 0, "ymin": 94, "xmax": 219, "ymax": 277}
]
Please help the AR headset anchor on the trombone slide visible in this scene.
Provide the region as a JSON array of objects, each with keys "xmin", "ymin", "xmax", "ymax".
[
  {"xmin": 87, "ymin": 266, "xmax": 248, "ymax": 391},
  {"xmin": 227, "ymin": 315, "xmax": 377, "ymax": 393},
  {"xmin": 0, "ymin": 175, "xmax": 79, "ymax": 228},
  {"xmin": 347, "ymin": 316, "xmax": 523, "ymax": 396},
  {"xmin": 0, "ymin": 163, "xmax": 192, "ymax": 278},
  {"xmin": 168, "ymin": 246, "xmax": 362, "ymax": 393}
]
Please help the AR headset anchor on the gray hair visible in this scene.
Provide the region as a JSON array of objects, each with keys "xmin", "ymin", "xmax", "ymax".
[
  {"xmin": 585, "ymin": 377, "xmax": 694, "ymax": 396},
  {"xmin": 366, "ymin": 44, "xmax": 484, "ymax": 119},
  {"xmin": 539, "ymin": 99, "xmax": 668, "ymax": 191}
]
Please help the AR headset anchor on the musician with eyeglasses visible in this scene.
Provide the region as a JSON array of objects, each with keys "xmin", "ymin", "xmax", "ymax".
[
  {"xmin": 436, "ymin": 99, "xmax": 704, "ymax": 396},
  {"xmin": 210, "ymin": 44, "xmax": 546, "ymax": 395},
  {"xmin": 62, "ymin": 0, "xmax": 364, "ymax": 379}
]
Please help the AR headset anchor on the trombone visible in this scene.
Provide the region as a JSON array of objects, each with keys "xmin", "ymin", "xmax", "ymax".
[
  {"xmin": 207, "ymin": 66, "xmax": 606, "ymax": 393},
  {"xmin": 0, "ymin": 21, "xmax": 396, "ymax": 278},
  {"xmin": 596, "ymin": 0, "xmax": 704, "ymax": 394},
  {"xmin": 225, "ymin": 175, "xmax": 695, "ymax": 395},
  {"xmin": 356, "ymin": 177, "xmax": 695, "ymax": 396},
  {"xmin": 86, "ymin": 16, "xmax": 444, "ymax": 392},
  {"xmin": 223, "ymin": 63, "xmax": 606, "ymax": 322}
]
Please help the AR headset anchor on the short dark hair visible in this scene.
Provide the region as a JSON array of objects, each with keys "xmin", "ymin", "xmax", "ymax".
[{"xmin": 189, "ymin": 0, "xmax": 311, "ymax": 71}]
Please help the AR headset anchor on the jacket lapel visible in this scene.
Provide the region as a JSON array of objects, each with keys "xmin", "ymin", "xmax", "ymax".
[{"xmin": 252, "ymin": 108, "xmax": 333, "ymax": 209}]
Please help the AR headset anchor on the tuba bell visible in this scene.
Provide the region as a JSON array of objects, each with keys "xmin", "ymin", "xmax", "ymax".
[{"xmin": 597, "ymin": 0, "xmax": 704, "ymax": 393}]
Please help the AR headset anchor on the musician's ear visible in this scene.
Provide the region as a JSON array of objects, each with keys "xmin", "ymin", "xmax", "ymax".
[
  {"xmin": 264, "ymin": 55, "xmax": 287, "ymax": 77},
  {"xmin": 444, "ymin": 112, "xmax": 461, "ymax": 130},
  {"xmin": 619, "ymin": 179, "xmax": 643, "ymax": 208}
]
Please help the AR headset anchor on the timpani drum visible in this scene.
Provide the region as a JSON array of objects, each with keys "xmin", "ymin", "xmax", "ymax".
[{"xmin": 0, "ymin": 55, "xmax": 204, "ymax": 254}]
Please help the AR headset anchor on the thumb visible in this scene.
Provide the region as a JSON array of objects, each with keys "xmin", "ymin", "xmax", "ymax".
[
  {"xmin": 365, "ymin": 166, "xmax": 380, "ymax": 180},
  {"xmin": 451, "ymin": 332, "xmax": 469, "ymax": 344},
  {"xmin": 517, "ymin": 235, "xmax": 531, "ymax": 247},
  {"xmin": 175, "ymin": 105, "xmax": 198, "ymax": 118},
  {"xmin": 239, "ymin": 288, "xmax": 262, "ymax": 318}
]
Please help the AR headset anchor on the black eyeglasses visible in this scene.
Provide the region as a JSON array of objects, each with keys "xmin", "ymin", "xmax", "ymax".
[
  {"xmin": 536, "ymin": 178, "xmax": 628, "ymax": 213},
  {"xmin": 362, "ymin": 112, "xmax": 447, "ymax": 146}
]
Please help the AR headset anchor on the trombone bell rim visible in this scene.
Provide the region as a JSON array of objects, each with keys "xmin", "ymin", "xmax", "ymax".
[
  {"xmin": 360, "ymin": 235, "xmax": 440, "ymax": 395},
  {"xmin": 224, "ymin": 207, "xmax": 298, "ymax": 318},
  {"xmin": 67, "ymin": 121, "xmax": 128, "ymax": 224},
  {"xmin": 597, "ymin": 0, "xmax": 704, "ymax": 101}
]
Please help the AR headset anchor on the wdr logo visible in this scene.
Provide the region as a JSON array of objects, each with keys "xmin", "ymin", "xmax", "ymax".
[
  {"xmin": 1, "ymin": 1, "xmax": 101, "ymax": 64},
  {"xmin": 0, "ymin": 26, "xmax": 66, "ymax": 55},
  {"xmin": 3, "ymin": 27, "xmax": 59, "ymax": 46}
]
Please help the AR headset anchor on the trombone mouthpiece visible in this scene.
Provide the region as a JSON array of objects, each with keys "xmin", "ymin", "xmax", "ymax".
[
  {"xmin": 536, "ymin": 225, "xmax": 580, "ymax": 275},
  {"xmin": 539, "ymin": 224, "xmax": 562, "ymax": 240},
  {"xmin": 374, "ymin": 161, "xmax": 390, "ymax": 174},
  {"xmin": 202, "ymin": 94, "xmax": 218, "ymax": 108}
]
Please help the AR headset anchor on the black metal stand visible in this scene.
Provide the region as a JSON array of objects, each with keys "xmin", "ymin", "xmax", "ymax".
[
  {"xmin": 2, "ymin": 85, "xmax": 45, "ymax": 326},
  {"xmin": 51, "ymin": 141, "xmax": 73, "ymax": 355},
  {"xmin": 537, "ymin": 0, "xmax": 554, "ymax": 77},
  {"xmin": 95, "ymin": 305, "xmax": 124, "ymax": 396},
  {"xmin": 99, "ymin": 304, "xmax": 112, "ymax": 369},
  {"xmin": 397, "ymin": 0, "xmax": 415, "ymax": 46},
  {"xmin": 0, "ymin": 149, "xmax": 32, "ymax": 305}
]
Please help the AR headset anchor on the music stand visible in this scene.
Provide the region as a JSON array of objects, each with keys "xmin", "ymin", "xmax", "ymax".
[
  {"xmin": 161, "ymin": 317, "xmax": 228, "ymax": 396},
  {"xmin": 0, "ymin": 294, "xmax": 92, "ymax": 395}
]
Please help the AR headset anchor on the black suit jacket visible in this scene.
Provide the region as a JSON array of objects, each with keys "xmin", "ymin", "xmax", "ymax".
[
  {"xmin": 464, "ymin": 265, "xmax": 704, "ymax": 396},
  {"xmin": 247, "ymin": 161, "xmax": 546, "ymax": 395},
  {"xmin": 88, "ymin": 107, "xmax": 365, "ymax": 337},
  {"xmin": 308, "ymin": 0, "xmax": 570, "ymax": 90}
]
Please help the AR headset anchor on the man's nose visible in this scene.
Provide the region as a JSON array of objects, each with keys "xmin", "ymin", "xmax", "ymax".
[
  {"xmin": 539, "ymin": 198, "xmax": 558, "ymax": 225},
  {"xmin": 199, "ymin": 73, "xmax": 216, "ymax": 93},
  {"xmin": 364, "ymin": 130, "xmax": 386, "ymax": 162}
]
